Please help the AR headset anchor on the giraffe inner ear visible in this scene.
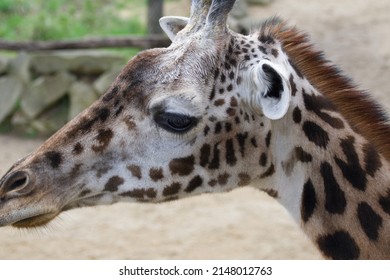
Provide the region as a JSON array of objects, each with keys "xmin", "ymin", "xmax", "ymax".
[
  {"xmin": 159, "ymin": 16, "xmax": 189, "ymax": 41},
  {"xmin": 255, "ymin": 62, "xmax": 291, "ymax": 120}
]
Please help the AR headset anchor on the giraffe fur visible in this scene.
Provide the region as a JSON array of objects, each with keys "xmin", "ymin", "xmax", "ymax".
[{"xmin": 1, "ymin": 0, "xmax": 390, "ymax": 259}]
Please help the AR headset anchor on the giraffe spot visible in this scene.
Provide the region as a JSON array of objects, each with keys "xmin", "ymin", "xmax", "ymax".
[
  {"xmin": 301, "ymin": 179, "xmax": 317, "ymax": 223},
  {"xmin": 72, "ymin": 142, "xmax": 84, "ymax": 155},
  {"xmin": 149, "ymin": 168, "xmax": 164, "ymax": 182},
  {"xmin": 169, "ymin": 155, "xmax": 195, "ymax": 176},
  {"xmin": 104, "ymin": 176, "xmax": 124, "ymax": 192},
  {"xmin": 258, "ymin": 45, "xmax": 267, "ymax": 54},
  {"xmin": 229, "ymin": 71, "xmax": 235, "ymax": 80},
  {"xmin": 292, "ymin": 106, "xmax": 302, "ymax": 124},
  {"xmin": 271, "ymin": 48, "xmax": 279, "ymax": 57},
  {"xmin": 295, "ymin": 147, "xmax": 313, "ymax": 163},
  {"xmin": 250, "ymin": 137, "xmax": 258, "ymax": 148},
  {"xmin": 70, "ymin": 163, "xmax": 83, "ymax": 177},
  {"xmin": 44, "ymin": 151, "xmax": 63, "ymax": 169},
  {"xmin": 208, "ymin": 179, "xmax": 218, "ymax": 187},
  {"xmin": 208, "ymin": 143, "xmax": 221, "ymax": 170},
  {"xmin": 121, "ymin": 188, "xmax": 157, "ymax": 199},
  {"xmin": 208, "ymin": 116, "xmax": 217, "ymax": 122},
  {"xmin": 163, "ymin": 182, "xmax": 181, "ymax": 196},
  {"xmin": 244, "ymin": 112, "xmax": 250, "ymax": 122},
  {"xmin": 229, "ymin": 59, "xmax": 237, "ymax": 67},
  {"xmin": 209, "ymin": 84, "xmax": 216, "ymax": 101},
  {"xmin": 289, "ymin": 74, "xmax": 297, "ymax": 97},
  {"xmin": 317, "ymin": 231, "xmax": 360, "ymax": 259},
  {"xmin": 185, "ymin": 175, "xmax": 203, "ymax": 193},
  {"xmin": 230, "ymin": 96, "xmax": 238, "ymax": 107},
  {"xmin": 357, "ymin": 202, "xmax": 383, "ymax": 241},
  {"xmin": 103, "ymin": 85, "xmax": 119, "ymax": 102},
  {"xmin": 265, "ymin": 131, "xmax": 272, "ymax": 148},
  {"xmin": 259, "ymin": 153, "xmax": 267, "ymax": 167},
  {"xmin": 146, "ymin": 188, "xmax": 158, "ymax": 198},
  {"xmin": 303, "ymin": 92, "xmax": 344, "ymax": 129},
  {"xmin": 225, "ymin": 139, "xmax": 237, "ymax": 166},
  {"xmin": 228, "ymin": 44, "xmax": 233, "ymax": 54},
  {"xmin": 218, "ymin": 173, "xmax": 230, "ymax": 186},
  {"xmin": 303, "ymin": 121, "xmax": 329, "ymax": 148},
  {"xmin": 321, "ymin": 162, "xmax": 346, "ymax": 214},
  {"xmin": 203, "ymin": 125, "xmax": 210, "ymax": 136},
  {"xmin": 94, "ymin": 107, "xmax": 110, "ymax": 123},
  {"xmin": 215, "ymin": 122, "xmax": 222, "ymax": 134},
  {"xmin": 362, "ymin": 143, "xmax": 382, "ymax": 176},
  {"xmin": 236, "ymin": 76, "xmax": 242, "ymax": 85},
  {"xmin": 227, "ymin": 84, "xmax": 233, "ymax": 92},
  {"xmin": 238, "ymin": 173, "xmax": 251, "ymax": 186},
  {"xmin": 92, "ymin": 129, "xmax": 114, "ymax": 153},
  {"xmin": 214, "ymin": 68, "xmax": 220, "ymax": 79},
  {"xmin": 124, "ymin": 116, "xmax": 137, "ymax": 131},
  {"xmin": 226, "ymin": 108, "xmax": 236, "ymax": 116},
  {"xmin": 260, "ymin": 164, "xmax": 275, "ymax": 179},
  {"xmin": 127, "ymin": 164, "xmax": 142, "ymax": 179},
  {"xmin": 334, "ymin": 136, "xmax": 367, "ymax": 191},
  {"xmin": 214, "ymin": 99, "xmax": 225, "ymax": 107},
  {"xmin": 77, "ymin": 116, "xmax": 96, "ymax": 133},
  {"xmin": 220, "ymin": 73, "xmax": 226, "ymax": 83},
  {"xmin": 236, "ymin": 132, "xmax": 248, "ymax": 157},
  {"xmin": 200, "ymin": 144, "xmax": 211, "ymax": 167},
  {"xmin": 259, "ymin": 34, "xmax": 275, "ymax": 44},
  {"xmin": 219, "ymin": 88, "xmax": 225, "ymax": 94},
  {"xmin": 225, "ymin": 122, "xmax": 232, "ymax": 133},
  {"xmin": 379, "ymin": 190, "xmax": 390, "ymax": 215}
]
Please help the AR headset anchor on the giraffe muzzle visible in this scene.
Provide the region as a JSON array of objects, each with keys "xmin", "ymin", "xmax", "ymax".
[{"xmin": 0, "ymin": 169, "xmax": 61, "ymax": 228}]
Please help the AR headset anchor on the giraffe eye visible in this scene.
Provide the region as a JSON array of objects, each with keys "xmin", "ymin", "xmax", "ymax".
[{"xmin": 154, "ymin": 112, "xmax": 198, "ymax": 134}]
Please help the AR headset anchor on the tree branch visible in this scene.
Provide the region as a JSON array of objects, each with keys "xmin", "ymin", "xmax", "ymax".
[{"xmin": 0, "ymin": 35, "xmax": 171, "ymax": 51}]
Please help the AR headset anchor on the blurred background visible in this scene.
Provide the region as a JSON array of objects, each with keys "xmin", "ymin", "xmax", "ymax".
[{"xmin": 0, "ymin": 0, "xmax": 389, "ymax": 259}]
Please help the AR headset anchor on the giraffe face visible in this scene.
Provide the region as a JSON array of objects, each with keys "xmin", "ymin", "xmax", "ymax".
[{"xmin": 0, "ymin": 5, "xmax": 292, "ymax": 228}]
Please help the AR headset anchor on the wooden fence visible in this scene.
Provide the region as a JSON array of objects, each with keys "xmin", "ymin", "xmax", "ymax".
[{"xmin": 0, "ymin": 35, "xmax": 171, "ymax": 52}]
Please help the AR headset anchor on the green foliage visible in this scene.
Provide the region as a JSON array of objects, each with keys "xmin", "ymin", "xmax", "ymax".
[{"xmin": 0, "ymin": 0, "xmax": 146, "ymax": 41}]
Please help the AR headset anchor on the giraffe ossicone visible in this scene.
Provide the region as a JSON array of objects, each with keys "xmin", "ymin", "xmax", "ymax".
[{"xmin": 1, "ymin": 0, "xmax": 390, "ymax": 259}]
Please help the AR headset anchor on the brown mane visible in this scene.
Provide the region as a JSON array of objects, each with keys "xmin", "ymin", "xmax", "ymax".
[{"xmin": 260, "ymin": 18, "xmax": 390, "ymax": 162}]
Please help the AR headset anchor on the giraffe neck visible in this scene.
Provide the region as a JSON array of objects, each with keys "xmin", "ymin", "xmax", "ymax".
[{"xmin": 261, "ymin": 88, "xmax": 390, "ymax": 259}]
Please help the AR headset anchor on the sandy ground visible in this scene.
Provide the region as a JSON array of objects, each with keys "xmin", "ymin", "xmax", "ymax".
[{"xmin": 0, "ymin": 0, "xmax": 389, "ymax": 259}]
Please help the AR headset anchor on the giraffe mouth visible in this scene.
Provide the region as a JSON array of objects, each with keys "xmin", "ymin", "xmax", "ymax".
[
  {"xmin": 3, "ymin": 193, "xmax": 105, "ymax": 228},
  {"xmin": 11, "ymin": 212, "xmax": 60, "ymax": 228}
]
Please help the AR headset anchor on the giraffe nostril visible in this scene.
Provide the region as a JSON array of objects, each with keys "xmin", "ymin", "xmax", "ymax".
[{"xmin": 0, "ymin": 170, "xmax": 30, "ymax": 195}]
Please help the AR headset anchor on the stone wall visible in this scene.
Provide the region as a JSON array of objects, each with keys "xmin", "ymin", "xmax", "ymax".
[
  {"xmin": 0, "ymin": 0, "xmax": 272, "ymax": 137},
  {"xmin": 0, "ymin": 51, "xmax": 127, "ymax": 136}
]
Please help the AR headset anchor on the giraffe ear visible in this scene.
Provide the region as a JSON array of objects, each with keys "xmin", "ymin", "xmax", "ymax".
[
  {"xmin": 159, "ymin": 16, "xmax": 189, "ymax": 41},
  {"xmin": 251, "ymin": 61, "xmax": 291, "ymax": 120}
]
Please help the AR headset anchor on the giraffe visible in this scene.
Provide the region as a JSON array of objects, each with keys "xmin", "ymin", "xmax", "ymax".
[{"xmin": 0, "ymin": 0, "xmax": 390, "ymax": 259}]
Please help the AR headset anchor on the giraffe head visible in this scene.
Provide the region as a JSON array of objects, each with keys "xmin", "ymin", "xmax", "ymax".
[{"xmin": 0, "ymin": 0, "xmax": 292, "ymax": 228}]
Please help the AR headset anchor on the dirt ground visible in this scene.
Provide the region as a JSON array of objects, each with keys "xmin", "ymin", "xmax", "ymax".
[{"xmin": 0, "ymin": 0, "xmax": 389, "ymax": 259}]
